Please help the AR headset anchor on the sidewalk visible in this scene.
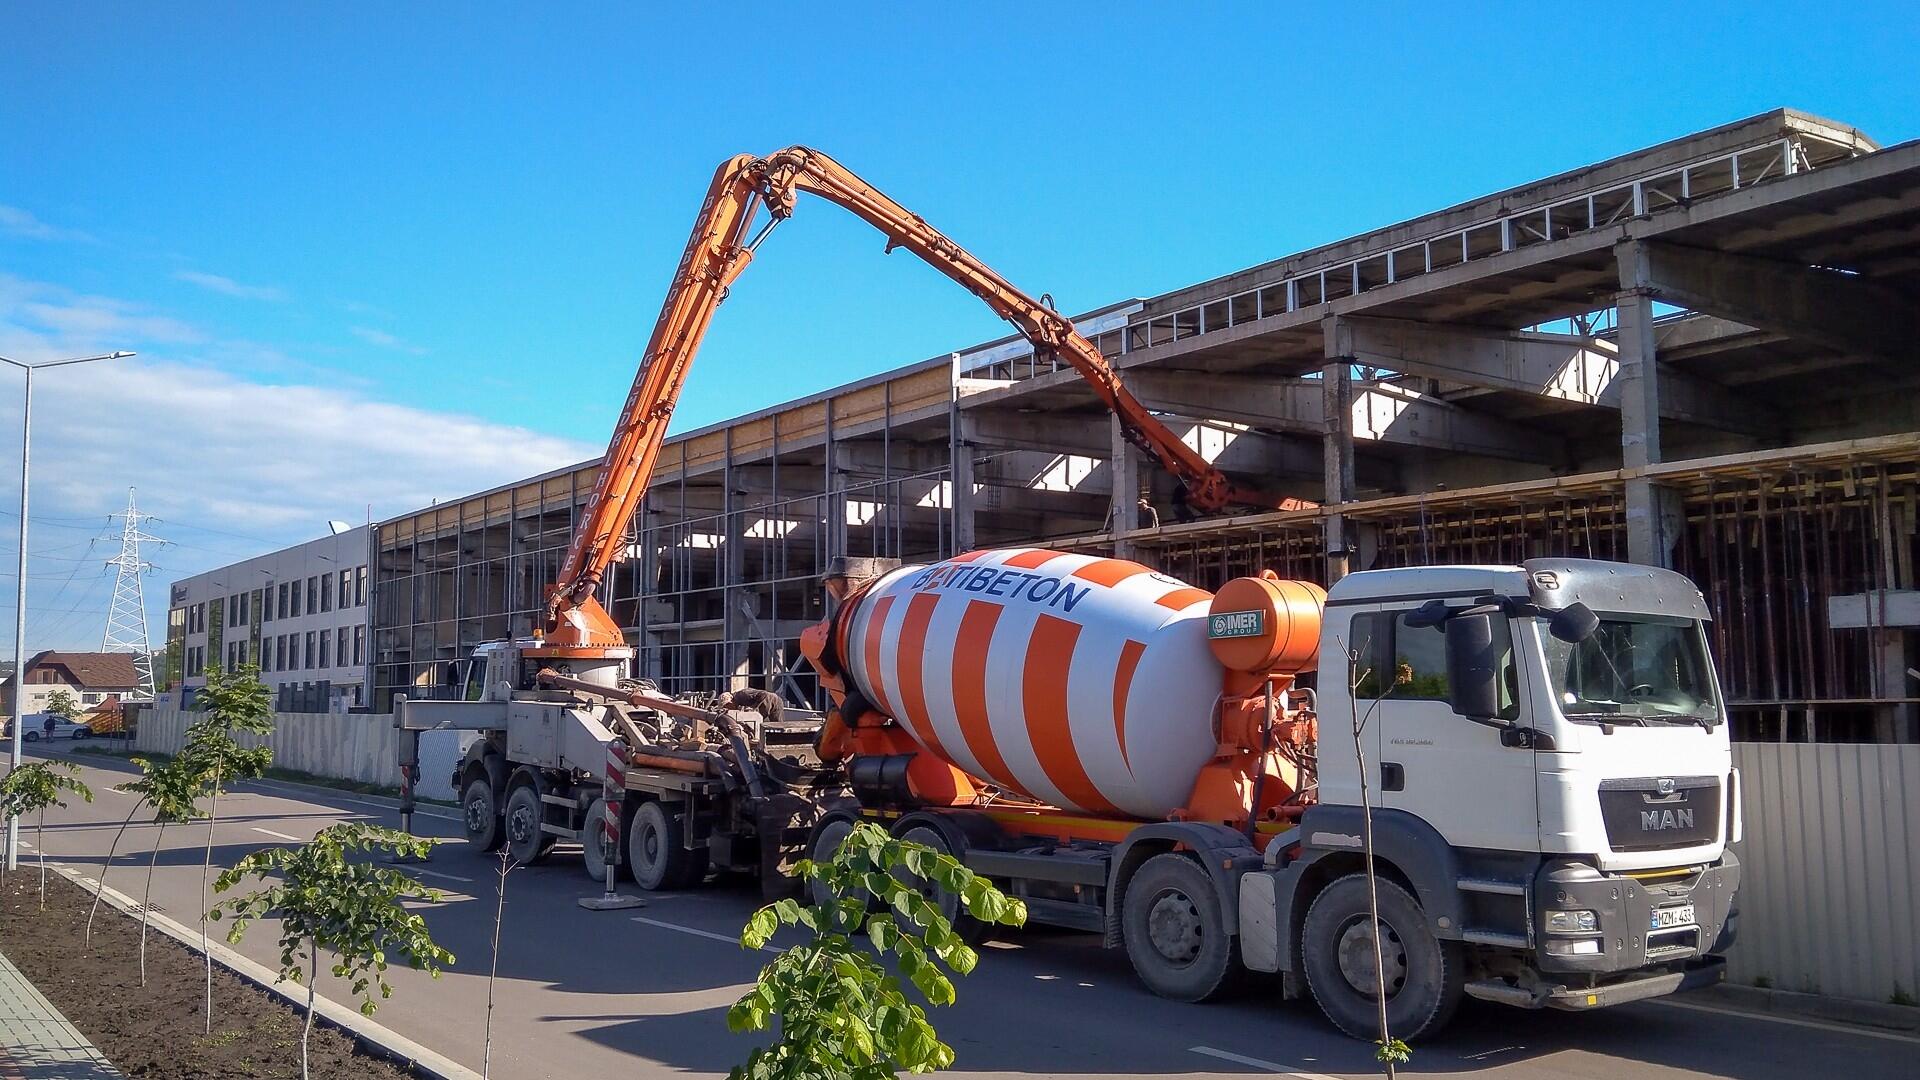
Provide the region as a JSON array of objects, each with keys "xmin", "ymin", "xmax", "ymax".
[{"xmin": 0, "ymin": 948, "xmax": 120, "ymax": 1079}]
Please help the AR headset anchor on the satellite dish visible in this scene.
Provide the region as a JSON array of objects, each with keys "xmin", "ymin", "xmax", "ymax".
[{"xmin": 327, "ymin": 520, "xmax": 353, "ymax": 535}]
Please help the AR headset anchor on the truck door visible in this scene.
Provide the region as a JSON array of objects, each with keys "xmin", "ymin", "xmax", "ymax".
[{"xmin": 1349, "ymin": 608, "xmax": 1538, "ymax": 853}]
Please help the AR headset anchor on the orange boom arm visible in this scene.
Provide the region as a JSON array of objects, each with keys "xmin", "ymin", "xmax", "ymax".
[{"xmin": 543, "ymin": 147, "xmax": 1310, "ymax": 648}]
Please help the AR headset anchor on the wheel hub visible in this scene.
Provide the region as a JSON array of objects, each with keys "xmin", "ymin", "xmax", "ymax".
[
  {"xmin": 1336, "ymin": 916, "xmax": 1408, "ymax": 998},
  {"xmin": 508, "ymin": 804, "xmax": 535, "ymax": 845},
  {"xmin": 466, "ymin": 796, "xmax": 490, "ymax": 833},
  {"xmin": 1145, "ymin": 889, "xmax": 1204, "ymax": 965}
]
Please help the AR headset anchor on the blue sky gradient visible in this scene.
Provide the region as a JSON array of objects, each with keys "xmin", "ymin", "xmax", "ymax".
[{"xmin": 1, "ymin": 3, "xmax": 1914, "ymax": 650}]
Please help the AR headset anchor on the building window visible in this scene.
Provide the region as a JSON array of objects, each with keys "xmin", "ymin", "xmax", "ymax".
[
  {"xmin": 260, "ymin": 640, "xmax": 271, "ymax": 673},
  {"xmin": 320, "ymin": 575, "xmax": 332, "ymax": 613},
  {"xmin": 307, "ymin": 577, "xmax": 318, "ymax": 615},
  {"xmin": 305, "ymin": 631, "xmax": 317, "ymax": 669},
  {"xmin": 319, "ymin": 629, "xmax": 331, "ymax": 669},
  {"xmin": 353, "ymin": 624, "xmax": 365, "ymax": 666},
  {"xmin": 291, "ymin": 581, "xmax": 302, "ymax": 618},
  {"xmin": 261, "ymin": 586, "xmax": 273, "ymax": 623},
  {"xmin": 238, "ymin": 590, "xmax": 250, "ymax": 624},
  {"xmin": 276, "ymin": 635, "xmax": 287, "ymax": 671},
  {"xmin": 278, "ymin": 582, "xmax": 289, "ymax": 619},
  {"xmin": 338, "ymin": 570, "xmax": 350, "ymax": 611},
  {"xmin": 355, "ymin": 566, "xmax": 367, "ymax": 607}
]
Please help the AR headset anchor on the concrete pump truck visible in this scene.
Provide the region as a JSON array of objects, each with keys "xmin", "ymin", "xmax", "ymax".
[{"xmin": 400, "ymin": 146, "xmax": 1740, "ymax": 1041}]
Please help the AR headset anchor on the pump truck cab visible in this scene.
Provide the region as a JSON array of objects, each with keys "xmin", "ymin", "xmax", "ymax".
[{"xmin": 800, "ymin": 551, "xmax": 1739, "ymax": 1039}]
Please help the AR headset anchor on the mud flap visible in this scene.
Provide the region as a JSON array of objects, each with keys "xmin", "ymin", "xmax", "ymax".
[{"xmin": 756, "ymin": 793, "xmax": 819, "ymax": 900}]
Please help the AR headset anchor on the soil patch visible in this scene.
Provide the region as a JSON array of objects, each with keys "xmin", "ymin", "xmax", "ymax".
[{"xmin": 0, "ymin": 869, "xmax": 419, "ymax": 1078}]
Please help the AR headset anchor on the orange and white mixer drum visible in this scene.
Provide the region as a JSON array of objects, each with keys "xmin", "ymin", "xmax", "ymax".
[{"xmin": 839, "ymin": 548, "xmax": 1319, "ymax": 820}]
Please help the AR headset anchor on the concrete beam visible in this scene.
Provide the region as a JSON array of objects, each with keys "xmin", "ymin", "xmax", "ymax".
[
  {"xmin": 1639, "ymin": 240, "xmax": 1920, "ymax": 359},
  {"xmin": 1343, "ymin": 315, "xmax": 1769, "ymax": 435},
  {"xmin": 966, "ymin": 410, "xmax": 1325, "ymax": 481},
  {"xmin": 1126, "ymin": 370, "xmax": 1556, "ymax": 463}
]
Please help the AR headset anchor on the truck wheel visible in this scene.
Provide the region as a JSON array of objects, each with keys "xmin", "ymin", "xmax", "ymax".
[
  {"xmin": 580, "ymin": 797, "xmax": 613, "ymax": 883},
  {"xmin": 895, "ymin": 824, "xmax": 989, "ymax": 944},
  {"xmin": 629, "ymin": 801, "xmax": 707, "ymax": 890},
  {"xmin": 1301, "ymin": 874, "xmax": 1464, "ymax": 1042},
  {"xmin": 504, "ymin": 785, "xmax": 553, "ymax": 865},
  {"xmin": 462, "ymin": 776, "xmax": 505, "ymax": 852},
  {"xmin": 808, "ymin": 816, "xmax": 856, "ymax": 908},
  {"xmin": 1121, "ymin": 853, "xmax": 1240, "ymax": 1002}
]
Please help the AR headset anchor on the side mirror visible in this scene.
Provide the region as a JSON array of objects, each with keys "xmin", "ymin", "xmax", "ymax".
[
  {"xmin": 1444, "ymin": 612, "xmax": 1506, "ymax": 725},
  {"xmin": 1548, "ymin": 601, "xmax": 1600, "ymax": 643}
]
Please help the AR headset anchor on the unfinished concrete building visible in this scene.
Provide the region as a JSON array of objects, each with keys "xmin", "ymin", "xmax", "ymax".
[{"xmin": 372, "ymin": 109, "xmax": 1920, "ymax": 742}]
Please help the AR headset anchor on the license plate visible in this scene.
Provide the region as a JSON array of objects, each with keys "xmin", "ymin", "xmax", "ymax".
[{"xmin": 1651, "ymin": 904, "xmax": 1695, "ymax": 931}]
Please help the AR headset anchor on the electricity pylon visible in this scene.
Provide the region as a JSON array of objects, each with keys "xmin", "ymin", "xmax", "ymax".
[{"xmin": 102, "ymin": 488, "xmax": 164, "ymax": 701}]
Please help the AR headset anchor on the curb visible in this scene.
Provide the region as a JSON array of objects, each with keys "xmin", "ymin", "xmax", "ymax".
[
  {"xmin": 1697, "ymin": 982, "xmax": 1920, "ymax": 1034},
  {"xmin": 51, "ymin": 864, "xmax": 483, "ymax": 1080}
]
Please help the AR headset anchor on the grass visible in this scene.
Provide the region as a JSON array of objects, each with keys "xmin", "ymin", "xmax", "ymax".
[{"xmin": 66, "ymin": 744, "xmax": 457, "ymax": 807}]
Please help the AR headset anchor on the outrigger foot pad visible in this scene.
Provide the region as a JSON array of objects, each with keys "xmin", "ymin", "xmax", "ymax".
[{"xmin": 578, "ymin": 894, "xmax": 647, "ymax": 911}]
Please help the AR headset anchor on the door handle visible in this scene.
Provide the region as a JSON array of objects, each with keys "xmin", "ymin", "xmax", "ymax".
[{"xmin": 1381, "ymin": 762, "xmax": 1405, "ymax": 792}]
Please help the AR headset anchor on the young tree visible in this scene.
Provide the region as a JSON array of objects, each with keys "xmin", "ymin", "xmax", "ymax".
[
  {"xmin": 127, "ymin": 755, "xmax": 205, "ymax": 986},
  {"xmin": 179, "ymin": 662, "xmax": 275, "ymax": 1032},
  {"xmin": 727, "ymin": 822, "xmax": 1026, "ymax": 1080},
  {"xmin": 1343, "ymin": 636, "xmax": 1412, "ymax": 1075},
  {"xmin": 0, "ymin": 760, "xmax": 93, "ymax": 908},
  {"xmin": 211, "ymin": 822, "xmax": 455, "ymax": 1080},
  {"xmin": 44, "ymin": 688, "xmax": 80, "ymax": 723},
  {"xmin": 482, "ymin": 846, "xmax": 520, "ymax": 1079}
]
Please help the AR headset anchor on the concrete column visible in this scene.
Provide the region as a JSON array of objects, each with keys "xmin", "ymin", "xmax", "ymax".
[
  {"xmin": 721, "ymin": 443, "xmax": 750, "ymax": 691},
  {"xmin": 1322, "ymin": 316, "xmax": 1356, "ymax": 583},
  {"xmin": 951, "ymin": 414, "xmax": 977, "ymax": 556},
  {"xmin": 1616, "ymin": 241, "xmax": 1683, "ymax": 567},
  {"xmin": 1109, "ymin": 413, "xmax": 1141, "ymax": 562},
  {"xmin": 1873, "ymin": 629, "xmax": 1916, "ymax": 743},
  {"xmin": 822, "ymin": 401, "xmax": 848, "ymax": 563}
]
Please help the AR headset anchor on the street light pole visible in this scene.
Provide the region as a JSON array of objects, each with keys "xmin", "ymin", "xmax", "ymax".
[{"xmin": 2, "ymin": 351, "xmax": 133, "ymax": 871}]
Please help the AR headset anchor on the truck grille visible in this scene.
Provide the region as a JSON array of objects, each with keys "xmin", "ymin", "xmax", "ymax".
[{"xmin": 1598, "ymin": 776, "xmax": 1720, "ymax": 852}]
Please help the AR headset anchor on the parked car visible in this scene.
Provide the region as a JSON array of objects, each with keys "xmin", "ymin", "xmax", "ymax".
[{"xmin": 7, "ymin": 714, "xmax": 92, "ymax": 741}]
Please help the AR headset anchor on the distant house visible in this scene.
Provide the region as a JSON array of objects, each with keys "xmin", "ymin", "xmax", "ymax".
[{"xmin": 0, "ymin": 652, "xmax": 142, "ymax": 717}]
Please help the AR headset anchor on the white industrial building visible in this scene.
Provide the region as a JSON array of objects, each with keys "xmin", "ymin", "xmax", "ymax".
[{"xmin": 163, "ymin": 524, "xmax": 373, "ymax": 711}]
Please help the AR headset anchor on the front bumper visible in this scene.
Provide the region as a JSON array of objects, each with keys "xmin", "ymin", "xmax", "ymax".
[
  {"xmin": 1534, "ymin": 851, "xmax": 1740, "ymax": 975},
  {"xmin": 1466, "ymin": 954, "xmax": 1727, "ymax": 1010}
]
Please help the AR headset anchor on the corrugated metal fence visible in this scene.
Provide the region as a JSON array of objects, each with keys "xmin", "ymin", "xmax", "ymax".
[
  {"xmin": 1729, "ymin": 743, "xmax": 1920, "ymax": 1004},
  {"xmin": 135, "ymin": 708, "xmax": 470, "ymax": 802}
]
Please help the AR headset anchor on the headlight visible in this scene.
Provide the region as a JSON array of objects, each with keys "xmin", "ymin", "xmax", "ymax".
[
  {"xmin": 1545, "ymin": 937, "xmax": 1603, "ymax": 957},
  {"xmin": 1545, "ymin": 909, "xmax": 1598, "ymax": 933}
]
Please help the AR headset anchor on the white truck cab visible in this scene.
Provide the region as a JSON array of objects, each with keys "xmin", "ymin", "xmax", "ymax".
[{"xmin": 1243, "ymin": 558, "xmax": 1740, "ymax": 1038}]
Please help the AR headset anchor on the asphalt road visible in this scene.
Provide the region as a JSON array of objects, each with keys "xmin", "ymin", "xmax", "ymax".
[{"xmin": 15, "ymin": 745, "xmax": 1915, "ymax": 1080}]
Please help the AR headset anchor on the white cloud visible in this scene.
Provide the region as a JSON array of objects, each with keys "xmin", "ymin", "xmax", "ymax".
[
  {"xmin": 0, "ymin": 273, "xmax": 598, "ymax": 650},
  {"xmin": 0, "ymin": 205, "xmax": 95, "ymax": 244},
  {"xmin": 174, "ymin": 270, "xmax": 286, "ymax": 302},
  {"xmin": 350, "ymin": 326, "xmax": 429, "ymax": 355}
]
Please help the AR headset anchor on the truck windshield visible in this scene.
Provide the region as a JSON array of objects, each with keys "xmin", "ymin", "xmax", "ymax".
[{"xmin": 1539, "ymin": 613, "xmax": 1720, "ymax": 726}]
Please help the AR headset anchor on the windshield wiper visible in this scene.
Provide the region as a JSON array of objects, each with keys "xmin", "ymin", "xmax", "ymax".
[{"xmin": 1563, "ymin": 710, "xmax": 1650, "ymax": 727}]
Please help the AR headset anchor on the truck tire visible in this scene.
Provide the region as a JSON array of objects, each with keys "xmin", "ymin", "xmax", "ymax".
[
  {"xmin": 1301, "ymin": 874, "xmax": 1464, "ymax": 1042},
  {"xmin": 1121, "ymin": 853, "xmax": 1241, "ymax": 1002},
  {"xmin": 808, "ymin": 815, "xmax": 857, "ymax": 908},
  {"xmin": 462, "ymin": 776, "xmax": 505, "ymax": 853},
  {"xmin": 580, "ymin": 797, "xmax": 612, "ymax": 884},
  {"xmin": 504, "ymin": 785, "xmax": 554, "ymax": 865},
  {"xmin": 895, "ymin": 824, "xmax": 989, "ymax": 944},
  {"xmin": 629, "ymin": 801, "xmax": 707, "ymax": 890}
]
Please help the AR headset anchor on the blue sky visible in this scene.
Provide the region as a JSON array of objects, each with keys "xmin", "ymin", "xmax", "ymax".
[{"xmin": 1, "ymin": 3, "xmax": 1915, "ymax": 652}]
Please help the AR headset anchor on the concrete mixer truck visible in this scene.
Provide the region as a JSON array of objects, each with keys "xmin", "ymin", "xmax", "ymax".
[{"xmin": 799, "ymin": 550, "xmax": 1740, "ymax": 1040}]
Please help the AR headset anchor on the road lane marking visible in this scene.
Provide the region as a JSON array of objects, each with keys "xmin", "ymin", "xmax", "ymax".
[
  {"xmin": 1661, "ymin": 999, "xmax": 1920, "ymax": 1045},
  {"xmin": 251, "ymin": 827, "xmax": 303, "ymax": 842},
  {"xmin": 1189, "ymin": 1046, "xmax": 1342, "ymax": 1079},
  {"xmin": 632, "ymin": 915, "xmax": 772, "ymax": 952}
]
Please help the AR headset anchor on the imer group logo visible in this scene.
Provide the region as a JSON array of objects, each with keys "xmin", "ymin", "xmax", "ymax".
[{"xmin": 1208, "ymin": 609, "xmax": 1265, "ymax": 639}]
